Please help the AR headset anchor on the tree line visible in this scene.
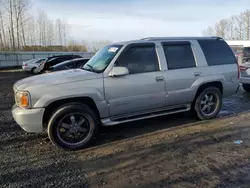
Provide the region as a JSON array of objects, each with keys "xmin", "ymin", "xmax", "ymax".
[
  {"xmin": 0, "ymin": 0, "xmax": 111, "ymax": 52},
  {"xmin": 203, "ymin": 9, "xmax": 250, "ymax": 40}
]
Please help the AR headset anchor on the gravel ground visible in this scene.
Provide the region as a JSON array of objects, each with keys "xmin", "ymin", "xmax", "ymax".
[{"xmin": 1, "ymin": 71, "xmax": 250, "ymax": 188}]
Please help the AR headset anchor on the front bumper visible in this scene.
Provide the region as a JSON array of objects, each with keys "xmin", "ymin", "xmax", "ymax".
[{"xmin": 12, "ymin": 105, "xmax": 45, "ymax": 133}]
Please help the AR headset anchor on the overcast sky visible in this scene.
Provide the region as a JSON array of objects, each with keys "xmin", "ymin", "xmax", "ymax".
[{"xmin": 33, "ymin": 0, "xmax": 250, "ymax": 42}]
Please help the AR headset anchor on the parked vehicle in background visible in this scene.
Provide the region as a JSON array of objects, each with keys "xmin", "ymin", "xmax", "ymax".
[
  {"xmin": 239, "ymin": 61, "xmax": 250, "ymax": 92},
  {"xmin": 45, "ymin": 58, "xmax": 90, "ymax": 73},
  {"xmin": 12, "ymin": 36, "xmax": 239, "ymax": 150},
  {"xmin": 22, "ymin": 58, "xmax": 45, "ymax": 74},
  {"xmin": 233, "ymin": 50, "xmax": 242, "ymax": 60},
  {"xmin": 35, "ymin": 55, "xmax": 82, "ymax": 74},
  {"xmin": 242, "ymin": 47, "xmax": 250, "ymax": 63}
]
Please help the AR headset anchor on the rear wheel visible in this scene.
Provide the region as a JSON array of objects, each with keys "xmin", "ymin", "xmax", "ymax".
[
  {"xmin": 194, "ymin": 87, "xmax": 222, "ymax": 120},
  {"xmin": 48, "ymin": 103, "xmax": 99, "ymax": 150},
  {"xmin": 31, "ymin": 67, "xmax": 36, "ymax": 74},
  {"xmin": 243, "ymin": 84, "xmax": 250, "ymax": 92}
]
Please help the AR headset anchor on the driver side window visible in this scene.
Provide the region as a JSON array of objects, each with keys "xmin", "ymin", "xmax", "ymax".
[{"xmin": 116, "ymin": 44, "xmax": 159, "ymax": 74}]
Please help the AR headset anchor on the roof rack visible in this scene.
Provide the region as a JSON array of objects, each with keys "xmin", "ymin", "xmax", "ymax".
[{"xmin": 140, "ymin": 36, "xmax": 222, "ymax": 41}]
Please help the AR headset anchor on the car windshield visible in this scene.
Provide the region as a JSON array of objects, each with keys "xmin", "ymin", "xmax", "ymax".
[{"xmin": 82, "ymin": 45, "xmax": 123, "ymax": 73}]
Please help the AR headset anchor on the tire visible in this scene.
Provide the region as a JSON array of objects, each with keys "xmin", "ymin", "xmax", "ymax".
[
  {"xmin": 243, "ymin": 84, "xmax": 250, "ymax": 92},
  {"xmin": 48, "ymin": 103, "xmax": 99, "ymax": 150},
  {"xmin": 194, "ymin": 87, "xmax": 222, "ymax": 120},
  {"xmin": 31, "ymin": 67, "xmax": 36, "ymax": 74}
]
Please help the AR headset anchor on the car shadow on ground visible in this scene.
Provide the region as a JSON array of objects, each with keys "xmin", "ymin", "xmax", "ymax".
[{"xmin": 95, "ymin": 112, "xmax": 197, "ymax": 146}]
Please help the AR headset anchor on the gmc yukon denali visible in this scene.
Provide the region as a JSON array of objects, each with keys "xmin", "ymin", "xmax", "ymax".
[{"xmin": 12, "ymin": 37, "xmax": 240, "ymax": 150}]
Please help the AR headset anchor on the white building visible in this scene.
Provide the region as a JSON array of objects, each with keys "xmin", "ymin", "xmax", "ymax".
[{"xmin": 225, "ymin": 40, "xmax": 250, "ymax": 50}]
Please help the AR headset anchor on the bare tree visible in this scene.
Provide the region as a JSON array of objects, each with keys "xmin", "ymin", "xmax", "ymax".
[
  {"xmin": 202, "ymin": 26, "xmax": 214, "ymax": 36},
  {"xmin": 37, "ymin": 9, "xmax": 49, "ymax": 46},
  {"xmin": 235, "ymin": 13, "xmax": 245, "ymax": 40},
  {"xmin": 244, "ymin": 10, "xmax": 250, "ymax": 40},
  {"xmin": 3, "ymin": 0, "xmax": 16, "ymax": 50},
  {"xmin": 0, "ymin": 1, "xmax": 83, "ymax": 51},
  {"xmin": 46, "ymin": 19, "xmax": 54, "ymax": 46},
  {"xmin": 62, "ymin": 18, "xmax": 68, "ymax": 46},
  {"xmin": 91, "ymin": 40, "xmax": 111, "ymax": 52},
  {"xmin": 0, "ymin": 0, "xmax": 30, "ymax": 50},
  {"xmin": 55, "ymin": 18, "xmax": 68, "ymax": 46},
  {"xmin": 0, "ymin": 10, "xmax": 4, "ymax": 48},
  {"xmin": 25, "ymin": 16, "xmax": 35, "ymax": 47},
  {"xmin": 214, "ymin": 19, "xmax": 228, "ymax": 38},
  {"xmin": 227, "ymin": 16, "xmax": 237, "ymax": 40},
  {"xmin": 203, "ymin": 10, "xmax": 250, "ymax": 40},
  {"xmin": 14, "ymin": 0, "xmax": 30, "ymax": 49},
  {"xmin": 56, "ymin": 18, "xmax": 63, "ymax": 46}
]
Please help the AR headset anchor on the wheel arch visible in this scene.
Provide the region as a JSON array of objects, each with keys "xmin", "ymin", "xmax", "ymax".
[
  {"xmin": 193, "ymin": 81, "xmax": 223, "ymax": 103},
  {"xmin": 42, "ymin": 97, "xmax": 100, "ymax": 127}
]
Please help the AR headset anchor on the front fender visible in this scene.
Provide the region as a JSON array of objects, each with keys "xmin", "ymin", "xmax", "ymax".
[{"xmin": 33, "ymin": 87, "xmax": 104, "ymax": 108}]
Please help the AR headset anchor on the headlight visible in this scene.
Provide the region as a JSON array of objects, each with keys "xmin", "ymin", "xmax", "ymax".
[{"xmin": 15, "ymin": 91, "xmax": 31, "ymax": 108}]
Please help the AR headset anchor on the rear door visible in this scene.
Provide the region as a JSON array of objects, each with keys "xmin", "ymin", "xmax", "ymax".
[{"xmin": 161, "ymin": 41, "xmax": 201, "ymax": 106}]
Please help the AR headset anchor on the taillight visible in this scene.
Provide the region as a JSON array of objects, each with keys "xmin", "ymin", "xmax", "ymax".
[
  {"xmin": 239, "ymin": 65, "xmax": 249, "ymax": 71},
  {"xmin": 23, "ymin": 63, "xmax": 28, "ymax": 66}
]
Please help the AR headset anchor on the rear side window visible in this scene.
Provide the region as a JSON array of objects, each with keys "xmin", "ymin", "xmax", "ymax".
[
  {"xmin": 198, "ymin": 39, "xmax": 236, "ymax": 66},
  {"xmin": 162, "ymin": 43, "xmax": 196, "ymax": 70}
]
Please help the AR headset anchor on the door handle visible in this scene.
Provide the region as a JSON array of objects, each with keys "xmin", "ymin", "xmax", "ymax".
[
  {"xmin": 156, "ymin": 76, "xmax": 164, "ymax": 82},
  {"xmin": 194, "ymin": 72, "xmax": 202, "ymax": 77}
]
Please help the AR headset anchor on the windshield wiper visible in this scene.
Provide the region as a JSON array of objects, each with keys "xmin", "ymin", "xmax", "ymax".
[{"xmin": 85, "ymin": 64, "xmax": 94, "ymax": 72}]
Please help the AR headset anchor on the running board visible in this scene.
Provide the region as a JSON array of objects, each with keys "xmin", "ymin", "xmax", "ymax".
[{"xmin": 101, "ymin": 105, "xmax": 191, "ymax": 126}]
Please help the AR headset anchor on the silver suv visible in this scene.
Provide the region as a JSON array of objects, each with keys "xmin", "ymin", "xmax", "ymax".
[{"xmin": 12, "ymin": 37, "xmax": 239, "ymax": 150}]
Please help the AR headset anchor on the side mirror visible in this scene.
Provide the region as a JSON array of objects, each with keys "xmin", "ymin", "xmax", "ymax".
[{"xmin": 108, "ymin": 66, "xmax": 129, "ymax": 77}]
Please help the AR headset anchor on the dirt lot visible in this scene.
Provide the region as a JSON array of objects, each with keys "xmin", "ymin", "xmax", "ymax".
[{"xmin": 1, "ymin": 71, "xmax": 250, "ymax": 188}]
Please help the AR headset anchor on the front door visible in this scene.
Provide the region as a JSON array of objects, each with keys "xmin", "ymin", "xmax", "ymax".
[{"xmin": 104, "ymin": 43, "xmax": 166, "ymax": 117}]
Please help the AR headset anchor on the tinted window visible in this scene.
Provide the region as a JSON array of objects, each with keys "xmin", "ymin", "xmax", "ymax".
[
  {"xmin": 53, "ymin": 61, "xmax": 75, "ymax": 71},
  {"xmin": 116, "ymin": 44, "xmax": 159, "ymax": 74},
  {"xmin": 198, "ymin": 39, "xmax": 236, "ymax": 66},
  {"xmin": 162, "ymin": 43, "xmax": 196, "ymax": 70},
  {"xmin": 64, "ymin": 62, "xmax": 75, "ymax": 69}
]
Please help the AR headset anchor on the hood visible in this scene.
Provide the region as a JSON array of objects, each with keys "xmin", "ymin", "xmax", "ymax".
[{"xmin": 14, "ymin": 69, "xmax": 100, "ymax": 91}]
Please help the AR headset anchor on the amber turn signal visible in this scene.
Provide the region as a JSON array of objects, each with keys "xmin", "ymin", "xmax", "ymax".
[{"xmin": 20, "ymin": 93, "xmax": 29, "ymax": 107}]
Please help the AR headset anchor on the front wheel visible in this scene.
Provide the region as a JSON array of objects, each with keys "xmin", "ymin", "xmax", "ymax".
[
  {"xmin": 48, "ymin": 104, "xmax": 99, "ymax": 150},
  {"xmin": 194, "ymin": 87, "xmax": 222, "ymax": 120},
  {"xmin": 243, "ymin": 84, "xmax": 250, "ymax": 92}
]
